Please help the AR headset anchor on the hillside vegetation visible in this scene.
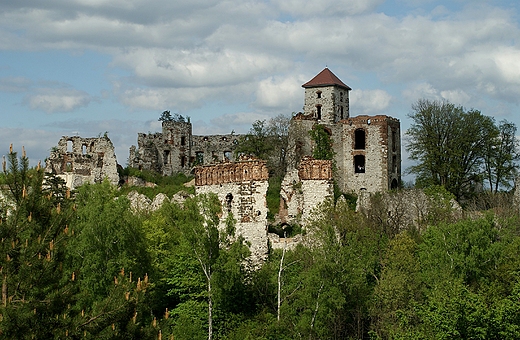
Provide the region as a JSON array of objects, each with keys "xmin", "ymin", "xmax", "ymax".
[{"xmin": 1, "ymin": 149, "xmax": 520, "ymax": 339}]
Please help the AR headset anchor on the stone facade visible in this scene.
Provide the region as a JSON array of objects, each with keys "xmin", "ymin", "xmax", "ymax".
[
  {"xmin": 285, "ymin": 68, "xmax": 401, "ymax": 195},
  {"xmin": 194, "ymin": 158, "xmax": 270, "ymax": 263},
  {"xmin": 45, "ymin": 136, "xmax": 119, "ymax": 190},
  {"xmin": 129, "ymin": 120, "xmax": 239, "ymax": 176},
  {"xmin": 130, "ymin": 69, "xmax": 401, "ymax": 196}
]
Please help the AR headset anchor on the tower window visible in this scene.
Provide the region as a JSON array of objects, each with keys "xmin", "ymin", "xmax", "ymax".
[
  {"xmin": 354, "ymin": 155, "xmax": 365, "ymax": 173},
  {"xmin": 340, "ymin": 92, "xmax": 343, "ymax": 102},
  {"xmin": 354, "ymin": 129, "xmax": 366, "ymax": 149},
  {"xmin": 340, "ymin": 106, "xmax": 344, "ymax": 120},
  {"xmin": 316, "ymin": 91, "xmax": 322, "ymax": 98},
  {"xmin": 316, "ymin": 105, "xmax": 322, "ymax": 120},
  {"xmin": 163, "ymin": 150, "xmax": 170, "ymax": 164},
  {"xmin": 181, "ymin": 136, "xmax": 186, "ymax": 146}
]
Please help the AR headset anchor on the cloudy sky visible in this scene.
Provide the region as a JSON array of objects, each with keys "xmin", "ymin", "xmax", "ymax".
[{"xmin": 1, "ymin": 0, "xmax": 519, "ymax": 175}]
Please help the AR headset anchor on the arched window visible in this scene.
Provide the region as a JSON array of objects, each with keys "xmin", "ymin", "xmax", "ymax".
[
  {"xmin": 354, "ymin": 155, "xmax": 365, "ymax": 173},
  {"xmin": 354, "ymin": 129, "xmax": 365, "ymax": 149}
]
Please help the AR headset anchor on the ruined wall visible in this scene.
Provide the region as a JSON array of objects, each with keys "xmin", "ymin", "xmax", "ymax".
[
  {"xmin": 130, "ymin": 121, "xmax": 240, "ymax": 175},
  {"xmin": 335, "ymin": 115, "xmax": 401, "ymax": 194},
  {"xmin": 194, "ymin": 159, "xmax": 269, "ymax": 263},
  {"xmin": 45, "ymin": 136, "xmax": 119, "ymax": 190},
  {"xmin": 191, "ymin": 134, "xmax": 239, "ymax": 166},
  {"xmin": 279, "ymin": 157, "xmax": 334, "ymax": 226}
]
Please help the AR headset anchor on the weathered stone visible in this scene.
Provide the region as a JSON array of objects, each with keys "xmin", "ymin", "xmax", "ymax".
[
  {"xmin": 45, "ymin": 136, "xmax": 119, "ymax": 190},
  {"xmin": 195, "ymin": 159, "xmax": 269, "ymax": 264}
]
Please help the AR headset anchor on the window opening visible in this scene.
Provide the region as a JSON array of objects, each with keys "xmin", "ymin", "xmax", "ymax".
[
  {"xmin": 82, "ymin": 144, "xmax": 87, "ymax": 155},
  {"xmin": 224, "ymin": 151, "xmax": 231, "ymax": 160},
  {"xmin": 392, "ymin": 129, "xmax": 397, "ymax": 152},
  {"xmin": 67, "ymin": 140, "xmax": 73, "ymax": 153},
  {"xmin": 340, "ymin": 92, "xmax": 343, "ymax": 102},
  {"xmin": 316, "ymin": 105, "xmax": 322, "ymax": 120},
  {"xmin": 66, "ymin": 162, "xmax": 73, "ymax": 172},
  {"xmin": 354, "ymin": 155, "xmax": 365, "ymax": 173},
  {"xmin": 181, "ymin": 136, "xmax": 186, "ymax": 146},
  {"xmin": 195, "ymin": 152, "xmax": 204, "ymax": 165},
  {"xmin": 225, "ymin": 193, "xmax": 233, "ymax": 212},
  {"xmin": 354, "ymin": 129, "xmax": 366, "ymax": 149},
  {"xmin": 163, "ymin": 150, "xmax": 170, "ymax": 164},
  {"xmin": 340, "ymin": 106, "xmax": 344, "ymax": 120},
  {"xmin": 392, "ymin": 155, "xmax": 397, "ymax": 173},
  {"xmin": 391, "ymin": 179, "xmax": 398, "ymax": 189},
  {"xmin": 316, "ymin": 91, "xmax": 322, "ymax": 98},
  {"xmin": 181, "ymin": 156, "xmax": 186, "ymax": 167}
]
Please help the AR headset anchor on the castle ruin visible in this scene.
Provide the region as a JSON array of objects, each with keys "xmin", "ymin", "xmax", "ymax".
[
  {"xmin": 45, "ymin": 135, "xmax": 120, "ymax": 190},
  {"xmin": 130, "ymin": 68, "xmax": 401, "ymax": 195}
]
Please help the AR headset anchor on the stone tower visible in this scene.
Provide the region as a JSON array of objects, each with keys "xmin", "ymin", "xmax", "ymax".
[
  {"xmin": 302, "ymin": 68, "xmax": 351, "ymax": 124},
  {"xmin": 285, "ymin": 68, "xmax": 401, "ymax": 195}
]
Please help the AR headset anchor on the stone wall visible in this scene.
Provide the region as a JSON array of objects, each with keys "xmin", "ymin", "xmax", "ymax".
[
  {"xmin": 129, "ymin": 120, "xmax": 241, "ymax": 176},
  {"xmin": 194, "ymin": 159, "xmax": 269, "ymax": 263},
  {"xmin": 45, "ymin": 136, "xmax": 119, "ymax": 190},
  {"xmin": 335, "ymin": 115, "xmax": 401, "ymax": 193},
  {"xmin": 279, "ymin": 157, "xmax": 334, "ymax": 226}
]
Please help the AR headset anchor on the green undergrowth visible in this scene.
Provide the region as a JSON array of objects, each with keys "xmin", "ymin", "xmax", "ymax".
[
  {"xmin": 118, "ymin": 167, "xmax": 195, "ymax": 199},
  {"xmin": 266, "ymin": 175, "xmax": 282, "ymax": 221}
]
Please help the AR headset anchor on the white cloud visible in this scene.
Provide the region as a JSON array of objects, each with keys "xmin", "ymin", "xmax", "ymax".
[
  {"xmin": 350, "ymin": 89, "xmax": 392, "ymax": 115},
  {"xmin": 254, "ymin": 75, "xmax": 303, "ymax": 111},
  {"xmin": 25, "ymin": 88, "xmax": 91, "ymax": 113}
]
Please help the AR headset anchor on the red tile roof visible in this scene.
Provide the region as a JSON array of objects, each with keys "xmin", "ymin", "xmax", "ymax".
[{"xmin": 302, "ymin": 68, "xmax": 351, "ymax": 90}]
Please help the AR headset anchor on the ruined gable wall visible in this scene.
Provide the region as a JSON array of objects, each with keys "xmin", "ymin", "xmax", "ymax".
[
  {"xmin": 194, "ymin": 160, "xmax": 269, "ymax": 263},
  {"xmin": 191, "ymin": 134, "xmax": 240, "ymax": 166},
  {"xmin": 45, "ymin": 136, "xmax": 119, "ymax": 190},
  {"xmin": 336, "ymin": 115, "xmax": 399, "ymax": 193},
  {"xmin": 160, "ymin": 121, "xmax": 192, "ymax": 175},
  {"xmin": 280, "ymin": 157, "xmax": 333, "ymax": 226}
]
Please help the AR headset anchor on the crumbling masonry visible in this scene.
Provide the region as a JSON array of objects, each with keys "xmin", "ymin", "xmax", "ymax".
[
  {"xmin": 130, "ymin": 68, "xmax": 402, "ymax": 259},
  {"xmin": 45, "ymin": 136, "xmax": 119, "ymax": 190}
]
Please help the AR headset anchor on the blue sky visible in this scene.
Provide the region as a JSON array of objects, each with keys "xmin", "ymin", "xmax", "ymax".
[{"xmin": 1, "ymin": 0, "xmax": 519, "ymax": 178}]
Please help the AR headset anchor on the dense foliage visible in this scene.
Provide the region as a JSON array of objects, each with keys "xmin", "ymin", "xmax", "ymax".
[
  {"xmin": 406, "ymin": 99, "xmax": 519, "ymax": 200},
  {"xmin": 2, "ymin": 148, "xmax": 520, "ymax": 339}
]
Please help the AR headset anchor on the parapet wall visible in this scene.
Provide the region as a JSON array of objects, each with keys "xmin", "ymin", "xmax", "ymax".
[
  {"xmin": 298, "ymin": 157, "xmax": 333, "ymax": 180},
  {"xmin": 194, "ymin": 158, "xmax": 269, "ymax": 186}
]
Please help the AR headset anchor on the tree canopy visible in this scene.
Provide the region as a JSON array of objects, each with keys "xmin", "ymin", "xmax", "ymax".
[{"xmin": 406, "ymin": 99, "xmax": 518, "ymax": 200}]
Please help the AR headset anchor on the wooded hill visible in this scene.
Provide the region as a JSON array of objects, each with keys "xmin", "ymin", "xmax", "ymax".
[{"xmin": 1, "ymin": 149, "xmax": 520, "ymax": 339}]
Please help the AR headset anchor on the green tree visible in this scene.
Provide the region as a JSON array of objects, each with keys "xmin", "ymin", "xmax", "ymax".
[
  {"xmin": 164, "ymin": 194, "xmax": 250, "ymax": 340},
  {"xmin": 67, "ymin": 181, "xmax": 154, "ymax": 338},
  {"xmin": 0, "ymin": 148, "xmax": 76, "ymax": 338},
  {"xmin": 308, "ymin": 124, "xmax": 334, "ymax": 161},
  {"xmin": 235, "ymin": 120, "xmax": 273, "ymax": 161},
  {"xmin": 483, "ymin": 119, "xmax": 520, "ymax": 193},
  {"xmin": 406, "ymin": 99, "xmax": 497, "ymax": 200}
]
